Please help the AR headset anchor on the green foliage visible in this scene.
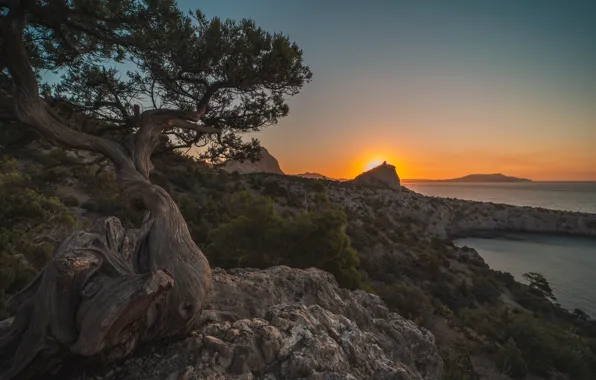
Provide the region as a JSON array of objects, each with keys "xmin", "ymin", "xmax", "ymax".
[
  {"xmin": 14, "ymin": 0, "xmax": 312, "ymax": 164},
  {"xmin": 461, "ymin": 306, "xmax": 596, "ymax": 379},
  {"xmin": 441, "ymin": 345, "xmax": 479, "ymax": 380},
  {"xmin": 206, "ymin": 191, "xmax": 365, "ymax": 289},
  {"xmin": 496, "ymin": 338, "xmax": 528, "ymax": 379},
  {"xmin": 376, "ymin": 284, "xmax": 433, "ymax": 325},
  {"xmin": 0, "ymin": 157, "xmax": 76, "ymax": 317},
  {"xmin": 78, "ymin": 170, "xmax": 144, "ymax": 228},
  {"xmin": 415, "ymin": 252, "xmax": 441, "ymax": 281},
  {"xmin": 471, "ymin": 276, "xmax": 501, "ymax": 304},
  {"xmin": 523, "ymin": 272, "xmax": 556, "ymax": 300}
]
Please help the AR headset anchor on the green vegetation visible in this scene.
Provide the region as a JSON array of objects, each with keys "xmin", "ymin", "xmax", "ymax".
[
  {"xmin": 441, "ymin": 345, "xmax": 479, "ymax": 380},
  {"xmin": 2, "ymin": 149, "xmax": 595, "ymax": 379},
  {"xmin": 0, "ymin": 157, "xmax": 76, "ymax": 318},
  {"xmin": 496, "ymin": 338, "xmax": 528, "ymax": 379},
  {"xmin": 376, "ymin": 284, "xmax": 433, "ymax": 325},
  {"xmin": 206, "ymin": 191, "xmax": 364, "ymax": 289},
  {"xmin": 523, "ymin": 271, "xmax": 557, "ymax": 300},
  {"xmin": 343, "ymin": 193, "xmax": 596, "ymax": 379}
]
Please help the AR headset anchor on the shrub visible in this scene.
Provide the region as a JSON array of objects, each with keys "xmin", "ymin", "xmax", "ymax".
[
  {"xmin": 441, "ymin": 345, "xmax": 479, "ymax": 380},
  {"xmin": 206, "ymin": 191, "xmax": 366, "ymax": 289},
  {"xmin": 496, "ymin": 338, "xmax": 528, "ymax": 379},
  {"xmin": 376, "ymin": 284, "xmax": 433, "ymax": 324},
  {"xmin": 0, "ymin": 157, "xmax": 76, "ymax": 316}
]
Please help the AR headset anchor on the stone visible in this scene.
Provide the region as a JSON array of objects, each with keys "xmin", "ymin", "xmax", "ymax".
[{"xmin": 69, "ymin": 266, "xmax": 443, "ymax": 380}]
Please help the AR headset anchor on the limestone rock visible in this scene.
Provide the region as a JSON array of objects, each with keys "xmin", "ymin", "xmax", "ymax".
[
  {"xmin": 349, "ymin": 161, "xmax": 401, "ymax": 190},
  {"xmin": 70, "ymin": 266, "xmax": 442, "ymax": 380},
  {"xmin": 221, "ymin": 148, "xmax": 284, "ymax": 175}
]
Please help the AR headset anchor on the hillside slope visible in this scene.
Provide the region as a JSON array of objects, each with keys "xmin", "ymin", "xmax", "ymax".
[{"xmin": 3, "ymin": 148, "xmax": 596, "ymax": 380}]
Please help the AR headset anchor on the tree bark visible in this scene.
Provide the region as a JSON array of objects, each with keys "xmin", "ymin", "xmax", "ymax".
[{"xmin": 0, "ymin": 6, "xmax": 213, "ymax": 380}]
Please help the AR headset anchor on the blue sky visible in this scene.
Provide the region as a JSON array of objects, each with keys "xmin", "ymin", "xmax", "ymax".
[
  {"xmin": 174, "ymin": 0, "xmax": 596, "ymax": 180},
  {"xmin": 45, "ymin": 1, "xmax": 596, "ymax": 180}
]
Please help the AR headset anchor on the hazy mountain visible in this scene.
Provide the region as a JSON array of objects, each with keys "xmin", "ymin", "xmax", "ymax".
[
  {"xmin": 221, "ymin": 147, "xmax": 284, "ymax": 175},
  {"xmin": 403, "ymin": 173, "xmax": 531, "ymax": 183}
]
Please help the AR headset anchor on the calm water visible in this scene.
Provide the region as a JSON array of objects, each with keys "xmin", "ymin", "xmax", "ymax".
[
  {"xmin": 454, "ymin": 234, "xmax": 596, "ymax": 317},
  {"xmin": 406, "ymin": 182, "xmax": 596, "ymax": 317},
  {"xmin": 405, "ymin": 182, "xmax": 596, "ymax": 214}
]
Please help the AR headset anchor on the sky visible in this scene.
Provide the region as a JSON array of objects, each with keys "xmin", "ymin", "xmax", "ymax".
[{"xmin": 175, "ymin": 0, "xmax": 596, "ymax": 181}]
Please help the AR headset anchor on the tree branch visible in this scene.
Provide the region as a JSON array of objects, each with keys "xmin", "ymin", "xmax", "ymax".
[
  {"xmin": 131, "ymin": 108, "xmax": 220, "ymax": 178},
  {"xmin": 0, "ymin": 10, "xmax": 135, "ymax": 174},
  {"xmin": 196, "ymin": 81, "xmax": 228, "ymax": 115},
  {"xmin": 101, "ymin": 68, "xmax": 129, "ymax": 118}
]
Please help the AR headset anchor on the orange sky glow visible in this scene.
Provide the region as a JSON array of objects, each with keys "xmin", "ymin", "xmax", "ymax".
[{"xmin": 191, "ymin": 0, "xmax": 596, "ymax": 182}]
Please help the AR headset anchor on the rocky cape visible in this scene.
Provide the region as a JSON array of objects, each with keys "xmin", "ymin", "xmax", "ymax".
[
  {"xmin": 258, "ymin": 174, "xmax": 596, "ymax": 239},
  {"xmin": 348, "ymin": 162, "xmax": 401, "ymax": 190},
  {"xmin": 65, "ymin": 266, "xmax": 442, "ymax": 380},
  {"xmin": 334, "ymin": 186, "xmax": 596, "ymax": 239}
]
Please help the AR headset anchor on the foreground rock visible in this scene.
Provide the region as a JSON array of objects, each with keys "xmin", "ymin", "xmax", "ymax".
[
  {"xmin": 349, "ymin": 162, "xmax": 401, "ymax": 190},
  {"xmin": 71, "ymin": 266, "xmax": 442, "ymax": 380}
]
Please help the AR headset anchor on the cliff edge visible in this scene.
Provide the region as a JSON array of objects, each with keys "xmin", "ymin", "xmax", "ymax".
[{"xmin": 70, "ymin": 266, "xmax": 442, "ymax": 380}]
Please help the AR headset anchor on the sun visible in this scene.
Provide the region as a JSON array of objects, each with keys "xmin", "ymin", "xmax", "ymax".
[{"xmin": 364, "ymin": 159, "xmax": 384, "ymax": 171}]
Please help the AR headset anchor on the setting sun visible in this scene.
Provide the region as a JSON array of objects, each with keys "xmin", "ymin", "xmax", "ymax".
[{"xmin": 365, "ymin": 159, "xmax": 384, "ymax": 171}]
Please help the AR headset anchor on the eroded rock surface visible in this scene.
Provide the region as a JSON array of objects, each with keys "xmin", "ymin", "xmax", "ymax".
[{"xmin": 71, "ymin": 266, "xmax": 442, "ymax": 380}]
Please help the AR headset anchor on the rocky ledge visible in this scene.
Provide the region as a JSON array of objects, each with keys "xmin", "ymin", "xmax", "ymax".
[{"xmin": 71, "ymin": 266, "xmax": 442, "ymax": 380}]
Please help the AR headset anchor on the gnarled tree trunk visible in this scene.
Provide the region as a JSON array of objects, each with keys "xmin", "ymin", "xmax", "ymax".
[{"xmin": 0, "ymin": 8, "xmax": 213, "ymax": 380}]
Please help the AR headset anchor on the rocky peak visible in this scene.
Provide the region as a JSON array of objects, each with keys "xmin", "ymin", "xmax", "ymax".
[
  {"xmin": 349, "ymin": 161, "xmax": 401, "ymax": 189},
  {"xmin": 221, "ymin": 147, "xmax": 284, "ymax": 175},
  {"xmin": 70, "ymin": 266, "xmax": 442, "ymax": 380}
]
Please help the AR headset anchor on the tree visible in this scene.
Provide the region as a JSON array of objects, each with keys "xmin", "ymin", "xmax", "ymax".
[
  {"xmin": 0, "ymin": 1, "xmax": 311, "ymax": 378},
  {"xmin": 523, "ymin": 272, "xmax": 556, "ymax": 301},
  {"xmin": 206, "ymin": 192, "xmax": 365, "ymax": 290}
]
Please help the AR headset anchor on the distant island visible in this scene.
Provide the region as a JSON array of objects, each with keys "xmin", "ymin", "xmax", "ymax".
[
  {"xmin": 295, "ymin": 172, "xmax": 330, "ymax": 180},
  {"xmin": 403, "ymin": 173, "xmax": 532, "ymax": 183},
  {"xmin": 294, "ymin": 172, "xmax": 349, "ymax": 182}
]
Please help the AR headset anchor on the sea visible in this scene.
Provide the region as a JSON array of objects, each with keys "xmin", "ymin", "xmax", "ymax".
[{"xmin": 406, "ymin": 182, "xmax": 596, "ymax": 317}]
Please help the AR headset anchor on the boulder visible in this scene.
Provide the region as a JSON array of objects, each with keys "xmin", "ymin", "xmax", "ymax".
[{"xmin": 71, "ymin": 266, "xmax": 442, "ymax": 380}]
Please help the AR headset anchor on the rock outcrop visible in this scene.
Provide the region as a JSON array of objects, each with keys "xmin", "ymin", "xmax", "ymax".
[
  {"xmin": 320, "ymin": 183, "xmax": 596, "ymax": 239},
  {"xmin": 71, "ymin": 266, "xmax": 442, "ymax": 380},
  {"xmin": 221, "ymin": 147, "xmax": 284, "ymax": 175},
  {"xmin": 349, "ymin": 161, "xmax": 401, "ymax": 190}
]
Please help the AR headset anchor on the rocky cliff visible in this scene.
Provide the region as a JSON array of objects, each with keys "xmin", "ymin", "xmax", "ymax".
[
  {"xmin": 322, "ymin": 185, "xmax": 596, "ymax": 239},
  {"xmin": 221, "ymin": 148, "xmax": 284, "ymax": 175},
  {"xmin": 349, "ymin": 162, "xmax": 401, "ymax": 190},
  {"xmin": 70, "ymin": 266, "xmax": 442, "ymax": 380}
]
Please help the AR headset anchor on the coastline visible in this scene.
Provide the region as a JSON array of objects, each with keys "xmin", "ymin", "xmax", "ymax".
[{"xmin": 252, "ymin": 173, "xmax": 596, "ymax": 239}]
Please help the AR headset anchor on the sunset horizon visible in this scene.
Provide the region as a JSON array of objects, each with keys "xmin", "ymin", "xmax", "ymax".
[
  {"xmin": 188, "ymin": 0, "xmax": 596, "ymax": 182},
  {"xmin": 3, "ymin": 1, "xmax": 596, "ymax": 378},
  {"xmin": 253, "ymin": 145, "xmax": 596, "ymax": 182}
]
